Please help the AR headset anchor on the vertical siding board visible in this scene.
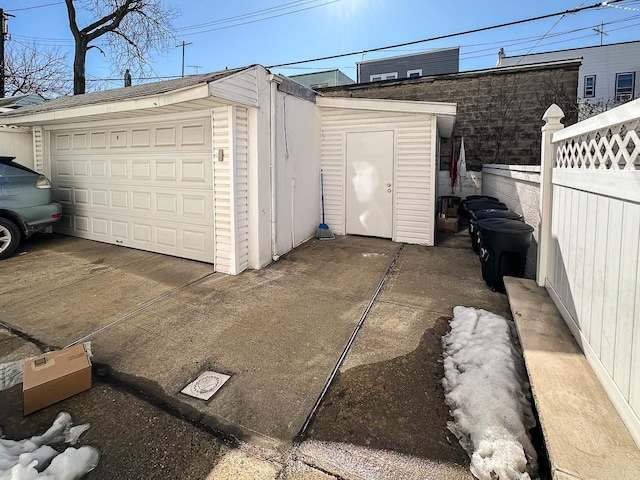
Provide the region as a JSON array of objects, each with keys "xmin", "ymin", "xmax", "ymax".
[
  {"xmin": 630, "ymin": 249, "xmax": 640, "ymax": 415},
  {"xmin": 235, "ymin": 107, "xmax": 250, "ymax": 272},
  {"xmin": 549, "ymin": 184, "xmax": 561, "ymax": 288},
  {"xmin": 573, "ymin": 191, "xmax": 588, "ymax": 329},
  {"xmin": 556, "ymin": 187, "xmax": 568, "ymax": 299},
  {"xmin": 589, "ymin": 195, "xmax": 609, "ymax": 357},
  {"xmin": 212, "ymin": 106, "xmax": 233, "ymax": 274},
  {"xmin": 601, "ymin": 199, "xmax": 623, "ymax": 375},
  {"xmin": 33, "ymin": 127, "xmax": 45, "ymax": 174},
  {"xmin": 581, "ymin": 193, "xmax": 598, "ymax": 343},
  {"xmin": 566, "ymin": 189, "xmax": 579, "ymax": 320},
  {"xmin": 613, "ymin": 202, "xmax": 640, "ymax": 398}
]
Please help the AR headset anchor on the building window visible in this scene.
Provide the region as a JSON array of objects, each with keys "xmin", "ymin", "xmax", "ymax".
[
  {"xmin": 584, "ymin": 75, "xmax": 596, "ymax": 98},
  {"xmin": 370, "ymin": 72, "xmax": 398, "ymax": 82},
  {"xmin": 615, "ymin": 72, "xmax": 635, "ymax": 102},
  {"xmin": 407, "ymin": 69, "xmax": 422, "ymax": 78}
]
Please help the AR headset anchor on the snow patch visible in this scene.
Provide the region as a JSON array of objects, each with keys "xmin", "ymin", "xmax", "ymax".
[
  {"xmin": 442, "ymin": 306, "xmax": 537, "ymax": 480},
  {"xmin": 0, "ymin": 412, "xmax": 99, "ymax": 479}
]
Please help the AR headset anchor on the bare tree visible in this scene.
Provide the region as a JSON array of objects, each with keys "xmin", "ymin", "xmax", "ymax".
[
  {"xmin": 65, "ymin": 0, "xmax": 178, "ymax": 95},
  {"xmin": 5, "ymin": 44, "xmax": 72, "ymax": 97}
]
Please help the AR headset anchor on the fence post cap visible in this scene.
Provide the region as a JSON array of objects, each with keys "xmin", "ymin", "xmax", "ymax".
[{"xmin": 543, "ymin": 104, "xmax": 565, "ymax": 125}]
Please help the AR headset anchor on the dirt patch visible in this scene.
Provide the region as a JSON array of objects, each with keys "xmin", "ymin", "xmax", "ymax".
[{"xmin": 306, "ymin": 316, "xmax": 470, "ymax": 467}]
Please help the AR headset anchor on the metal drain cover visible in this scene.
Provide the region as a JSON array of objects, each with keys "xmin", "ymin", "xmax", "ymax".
[{"xmin": 181, "ymin": 371, "xmax": 230, "ymax": 400}]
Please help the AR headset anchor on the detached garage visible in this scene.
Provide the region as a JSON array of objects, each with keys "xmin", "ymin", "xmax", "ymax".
[{"xmin": 1, "ymin": 65, "xmax": 456, "ymax": 274}]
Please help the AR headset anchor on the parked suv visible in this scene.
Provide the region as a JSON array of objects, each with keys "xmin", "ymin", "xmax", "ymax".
[{"xmin": 0, "ymin": 156, "xmax": 62, "ymax": 259}]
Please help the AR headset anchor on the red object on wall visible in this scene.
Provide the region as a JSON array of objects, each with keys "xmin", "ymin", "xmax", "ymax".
[{"xmin": 450, "ymin": 140, "xmax": 457, "ymax": 193}]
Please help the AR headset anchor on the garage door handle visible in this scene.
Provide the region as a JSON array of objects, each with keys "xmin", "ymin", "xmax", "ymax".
[{"xmin": 387, "ymin": 188, "xmax": 392, "ymax": 193}]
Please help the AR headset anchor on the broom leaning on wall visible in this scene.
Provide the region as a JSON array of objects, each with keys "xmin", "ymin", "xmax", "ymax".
[{"xmin": 316, "ymin": 170, "xmax": 335, "ymax": 240}]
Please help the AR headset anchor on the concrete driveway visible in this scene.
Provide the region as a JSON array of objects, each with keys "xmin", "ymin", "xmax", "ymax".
[{"xmin": 1, "ymin": 232, "xmax": 511, "ymax": 478}]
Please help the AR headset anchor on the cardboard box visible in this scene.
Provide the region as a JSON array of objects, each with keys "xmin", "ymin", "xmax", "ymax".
[
  {"xmin": 437, "ymin": 216, "xmax": 459, "ymax": 233},
  {"xmin": 439, "ymin": 196, "xmax": 461, "ymax": 218},
  {"xmin": 23, "ymin": 344, "xmax": 92, "ymax": 415}
]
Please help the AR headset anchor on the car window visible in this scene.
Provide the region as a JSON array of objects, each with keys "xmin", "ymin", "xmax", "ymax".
[{"xmin": 1, "ymin": 159, "xmax": 38, "ymax": 175}]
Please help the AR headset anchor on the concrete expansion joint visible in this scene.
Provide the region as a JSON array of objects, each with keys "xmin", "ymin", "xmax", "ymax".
[
  {"xmin": 90, "ymin": 361, "xmax": 241, "ymax": 449},
  {"xmin": 64, "ymin": 270, "xmax": 218, "ymax": 347},
  {"xmin": 295, "ymin": 244, "xmax": 405, "ymax": 440},
  {"xmin": 0, "ymin": 320, "xmax": 54, "ymax": 353}
]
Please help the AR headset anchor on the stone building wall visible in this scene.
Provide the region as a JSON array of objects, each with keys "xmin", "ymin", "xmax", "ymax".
[{"xmin": 319, "ymin": 61, "xmax": 580, "ymax": 171}]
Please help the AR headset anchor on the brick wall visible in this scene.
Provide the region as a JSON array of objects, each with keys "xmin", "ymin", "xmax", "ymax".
[{"xmin": 319, "ymin": 62, "xmax": 579, "ymax": 171}]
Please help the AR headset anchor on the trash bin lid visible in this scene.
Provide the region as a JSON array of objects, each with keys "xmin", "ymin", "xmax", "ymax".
[
  {"xmin": 466, "ymin": 199, "xmax": 508, "ymax": 212},
  {"xmin": 476, "ymin": 217, "xmax": 533, "ymax": 233},
  {"xmin": 463, "ymin": 195, "xmax": 499, "ymax": 202},
  {"xmin": 471, "ymin": 209, "xmax": 523, "ymax": 221}
]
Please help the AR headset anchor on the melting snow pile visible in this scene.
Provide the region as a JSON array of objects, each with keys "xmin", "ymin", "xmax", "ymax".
[
  {"xmin": 442, "ymin": 306, "xmax": 538, "ymax": 480},
  {"xmin": 0, "ymin": 412, "xmax": 99, "ymax": 480}
]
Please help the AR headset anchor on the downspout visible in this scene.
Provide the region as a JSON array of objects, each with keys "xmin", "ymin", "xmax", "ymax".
[{"xmin": 269, "ymin": 74, "xmax": 283, "ymax": 261}]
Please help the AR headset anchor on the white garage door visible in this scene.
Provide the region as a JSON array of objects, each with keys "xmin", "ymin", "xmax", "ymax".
[{"xmin": 51, "ymin": 114, "xmax": 215, "ymax": 263}]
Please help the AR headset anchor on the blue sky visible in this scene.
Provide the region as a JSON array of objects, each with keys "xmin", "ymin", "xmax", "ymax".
[{"xmin": 5, "ymin": 0, "xmax": 640, "ymax": 88}]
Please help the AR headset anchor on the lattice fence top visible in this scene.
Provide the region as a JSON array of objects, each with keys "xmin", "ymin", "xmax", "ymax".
[{"xmin": 555, "ymin": 118, "xmax": 640, "ymax": 170}]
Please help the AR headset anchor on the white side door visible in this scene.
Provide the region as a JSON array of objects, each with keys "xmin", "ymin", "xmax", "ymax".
[{"xmin": 345, "ymin": 130, "xmax": 394, "ymax": 238}]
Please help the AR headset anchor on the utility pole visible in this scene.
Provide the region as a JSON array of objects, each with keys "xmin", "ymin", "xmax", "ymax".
[
  {"xmin": 0, "ymin": 9, "xmax": 15, "ymax": 98},
  {"xmin": 175, "ymin": 41, "xmax": 192, "ymax": 77}
]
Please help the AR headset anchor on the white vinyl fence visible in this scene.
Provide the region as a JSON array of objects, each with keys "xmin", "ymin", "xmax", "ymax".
[{"xmin": 537, "ymin": 100, "xmax": 640, "ymax": 446}]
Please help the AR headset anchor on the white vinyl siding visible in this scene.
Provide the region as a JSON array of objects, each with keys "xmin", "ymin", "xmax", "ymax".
[
  {"xmin": 235, "ymin": 107, "xmax": 250, "ymax": 273},
  {"xmin": 33, "ymin": 126, "xmax": 44, "ymax": 174},
  {"xmin": 209, "ymin": 67, "xmax": 259, "ymax": 107},
  {"xmin": 499, "ymin": 42, "xmax": 640, "ymax": 102},
  {"xmin": 50, "ymin": 112, "xmax": 215, "ymax": 263},
  {"xmin": 212, "ymin": 105, "xmax": 250, "ymax": 274},
  {"xmin": 320, "ymin": 108, "xmax": 435, "ymax": 245}
]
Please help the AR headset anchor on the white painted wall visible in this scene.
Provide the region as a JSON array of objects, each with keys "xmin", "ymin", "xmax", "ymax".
[
  {"xmin": 481, "ymin": 165, "xmax": 541, "ymax": 278},
  {"xmin": 0, "ymin": 126, "xmax": 34, "ymax": 169},
  {"xmin": 273, "ymin": 90, "xmax": 321, "ymax": 257},
  {"xmin": 247, "ymin": 68, "xmax": 272, "ymax": 270},
  {"xmin": 437, "ymin": 170, "xmax": 482, "ymax": 200}
]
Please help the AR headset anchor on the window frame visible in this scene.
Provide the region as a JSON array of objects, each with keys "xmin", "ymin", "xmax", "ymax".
[
  {"xmin": 615, "ymin": 72, "xmax": 635, "ymax": 102},
  {"xmin": 407, "ymin": 69, "xmax": 422, "ymax": 78},
  {"xmin": 583, "ymin": 75, "xmax": 596, "ymax": 98},
  {"xmin": 369, "ymin": 72, "xmax": 398, "ymax": 82}
]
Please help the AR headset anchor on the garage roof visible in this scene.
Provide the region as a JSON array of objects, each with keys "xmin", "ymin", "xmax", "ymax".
[
  {"xmin": 316, "ymin": 96, "xmax": 457, "ymax": 137},
  {"xmin": 0, "ymin": 66, "xmax": 257, "ymax": 125}
]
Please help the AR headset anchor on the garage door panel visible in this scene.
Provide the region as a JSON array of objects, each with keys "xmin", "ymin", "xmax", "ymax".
[
  {"xmin": 55, "ymin": 154, "xmax": 211, "ymax": 185},
  {"xmin": 50, "ymin": 116, "xmax": 214, "ymax": 263},
  {"xmin": 56, "ymin": 211, "xmax": 214, "ymax": 262}
]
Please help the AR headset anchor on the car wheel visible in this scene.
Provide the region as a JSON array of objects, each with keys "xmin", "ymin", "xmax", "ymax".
[{"xmin": 0, "ymin": 218, "xmax": 21, "ymax": 260}]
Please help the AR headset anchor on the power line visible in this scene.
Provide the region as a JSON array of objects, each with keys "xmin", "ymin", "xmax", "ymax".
[
  {"xmin": 5, "ymin": 2, "xmax": 63, "ymax": 12},
  {"xmin": 266, "ymin": 0, "xmax": 626, "ymax": 68},
  {"xmin": 173, "ymin": 0, "xmax": 322, "ymax": 31},
  {"xmin": 6, "ymin": 0, "xmax": 341, "ymax": 45}
]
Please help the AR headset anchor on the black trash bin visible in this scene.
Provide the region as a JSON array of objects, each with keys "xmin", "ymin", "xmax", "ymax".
[
  {"xmin": 476, "ymin": 218, "xmax": 533, "ymax": 292},
  {"xmin": 469, "ymin": 209, "xmax": 524, "ymax": 254},
  {"xmin": 459, "ymin": 197, "xmax": 506, "ymax": 218}
]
